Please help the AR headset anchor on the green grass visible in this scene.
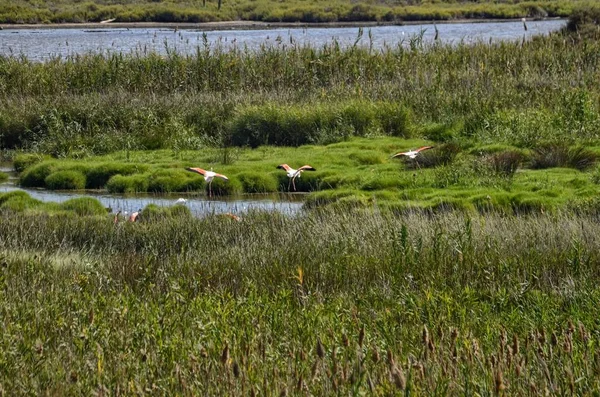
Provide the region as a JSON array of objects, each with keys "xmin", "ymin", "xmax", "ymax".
[
  {"xmin": 1, "ymin": 16, "xmax": 599, "ymax": 157},
  {"xmin": 0, "ymin": 190, "xmax": 108, "ymax": 216},
  {"xmin": 0, "ymin": 0, "xmax": 595, "ymax": 24},
  {"xmin": 2, "ymin": 9, "xmax": 600, "ymax": 395},
  {"xmin": 12, "ymin": 137, "xmax": 600, "ymax": 211},
  {"xmin": 2, "ymin": 209, "xmax": 600, "ymax": 393}
]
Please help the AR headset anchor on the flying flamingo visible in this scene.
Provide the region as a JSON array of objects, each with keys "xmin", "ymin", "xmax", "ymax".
[
  {"xmin": 391, "ymin": 146, "xmax": 434, "ymax": 159},
  {"xmin": 175, "ymin": 198, "xmax": 188, "ymax": 205},
  {"xmin": 186, "ymin": 167, "xmax": 229, "ymax": 197},
  {"xmin": 276, "ymin": 164, "xmax": 316, "ymax": 191}
]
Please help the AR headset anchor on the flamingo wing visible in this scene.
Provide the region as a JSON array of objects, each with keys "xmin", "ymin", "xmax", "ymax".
[
  {"xmin": 214, "ymin": 173, "xmax": 229, "ymax": 181},
  {"xmin": 391, "ymin": 151, "xmax": 408, "ymax": 158},
  {"xmin": 415, "ymin": 146, "xmax": 434, "ymax": 153},
  {"xmin": 277, "ymin": 164, "xmax": 292, "ymax": 171},
  {"xmin": 186, "ymin": 167, "xmax": 207, "ymax": 176},
  {"xmin": 298, "ymin": 165, "xmax": 316, "ymax": 172}
]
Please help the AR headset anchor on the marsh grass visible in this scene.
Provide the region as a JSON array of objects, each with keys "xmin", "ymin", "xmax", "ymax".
[
  {"xmin": 0, "ymin": 0, "xmax": 594, "ymax": 24},
  {"xmin": 1, "ymin": 21, "xmax": 600, "ymax": 155},
  {"xmin": 11, "ymin": 136, "xmax": 600, "ymax": 210},
  {"xmin": 2, "ymin": 209, "xmax": 600, "ymax": 393},
  {"xmin": 530, "ymin": 143, "xmax": 598, "ymax": 171}
]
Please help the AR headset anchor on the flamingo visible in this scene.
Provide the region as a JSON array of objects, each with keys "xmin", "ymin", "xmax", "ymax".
[
  {"xmin": 175, "ymin": 198, "xmax": 188, "ymax": 205},
  {"xmin": 129, "ymin": 208, "xmax": 142, "ymax": 222},
  {"xmin": 186, "ymin": 167, "xmax": 229, "ymax": 198},
  {"xmin": 276, "ymin": 164, "xmax": 316, "ymax": 191},
  {"xmin": 223, "ymin": 212, "xmax": 242, "ymax": 222},
  {"xmin": 391, "ymin": 146, "xmax": 434, "ymax": 159}
]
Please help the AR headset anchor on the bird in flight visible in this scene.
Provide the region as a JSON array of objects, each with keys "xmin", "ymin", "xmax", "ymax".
[
  {"xmin": 186, "ymin": 167, "xmax": 229, "ymax": 198},
  {"xmin": 276, "ymin": 164, "xmax": 316, "ymax": 191},
  {"xmin": 175, "ymin": 198, "xmax": 188, "ymax": 205},
  {"xmin": 391, "ymin": 146, "xmax": 434, "ymax": 159}
]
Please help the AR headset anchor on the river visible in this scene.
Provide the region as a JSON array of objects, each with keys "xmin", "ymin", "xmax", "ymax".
[{"xmin": 0, "ymin": 19, "xmax": 566, "ymax": 61}]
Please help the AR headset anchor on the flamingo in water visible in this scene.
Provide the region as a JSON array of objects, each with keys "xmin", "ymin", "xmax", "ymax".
[
  {"xmin": 277, "ymin": 164, "xmax": 316, "ymax": 191},
  {"xmin": 186, "ymin": 167, "xmax": 229, "ymax": 197},
  {"xmin": 391, "ymin": 146, "xmax": 434, "ymax": 159}
]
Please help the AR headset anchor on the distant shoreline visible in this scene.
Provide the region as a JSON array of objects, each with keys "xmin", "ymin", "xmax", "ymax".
[{"xmin": 0, "ymin": 17, "xmax": 564, "ymax": 31}]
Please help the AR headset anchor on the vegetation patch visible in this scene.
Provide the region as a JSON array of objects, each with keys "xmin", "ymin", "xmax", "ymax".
[{"xmin": 44, "ymin": 170, "xmax": 86, "ymax": 190}]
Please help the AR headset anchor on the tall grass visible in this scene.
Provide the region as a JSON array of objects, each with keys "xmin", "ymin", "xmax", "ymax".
[
  {"xmin": 1, "ymin": 20, "xmax": 600, "ymax": 154},
  {"xmin": 0, "ymin": 0, "xmax": 595, "ymax": 24},
  {"xmin": 1, "ymin": 209, "xmax": 600, "ymax": 393}
]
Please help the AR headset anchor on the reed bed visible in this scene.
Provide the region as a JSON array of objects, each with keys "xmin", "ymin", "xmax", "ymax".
[
  {"xmin": 1, "ymin": 209, "xmax": 600, "ymax": 393},
  {"xmin": 1, "ymin": 18, "xmax": 599, "ymax": 154},
  {"xmin": 0, "ymin": 0, "xmax": 593, "ymax": 24}
]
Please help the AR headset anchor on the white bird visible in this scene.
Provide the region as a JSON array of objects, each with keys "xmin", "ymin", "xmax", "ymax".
[
  {"xmin": 276, "ymin": 164, "xmax": 316, "ymax": 192},
  {"xmin": 175, "ymin": 198, "xmax": 188, "ymax": 205},
  {"xmin": 186, "ymin": 167, "xmax": 229, "ymax": 198},
  {"xmin": 391, "ymin": 146, "xmax": 434, "ymax": 159}
]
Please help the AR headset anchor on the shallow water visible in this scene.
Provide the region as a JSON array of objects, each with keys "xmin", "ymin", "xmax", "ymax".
[
  {"xmin": 0, "ymin": 184, "xmax": 304, "ymax": 216},
  {"xmin": 0, "ymin": 19, "xmax": 565, "ymax": 61}
]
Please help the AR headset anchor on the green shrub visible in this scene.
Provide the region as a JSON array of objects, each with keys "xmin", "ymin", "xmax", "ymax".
[
  {"xmin": 169, "ymin": 204, "xmax": 192, "ymax": 218},
  {"xmin": 237, "ymin": 172, "xmax": 278, "ymax": 193},
  {"xmin": 148, "ymin": 169, "xmax": 204, "ymax": 193},
  {"xmin": 140, "ymin": 204, "xmax": 165, "ymax": 221},
  {"xmin": 410, "ymin": 143, "xmax": 461, "ymax": 169},
  {"xmin": 208, "ymin": 177, "xmax": 241, "ymax": 196},
  {"xmin": 530, "ymin": 144, "xmax": 597, "ymax": 170},
  {"xmin": 360, "ymin": 176, "xmax": 403, "ymax": 191},
  {"xmin": 348, "ymin": 151, "xmax": 385, "ymax": 165},
  {"xmin": 106, "ymin": 174, "xmax": 150, "ymax": 193},
  {"xmin": 60, "ymin": 197, "xmax": 106, "ymax": 216},
  {"xmin": 230, "ymin": 102, "xmax": 413, "ymax": 148},
  {"xmin": 565, "ymin": 6, "xmax": 600, "ymax": 35},
  {"xmin": 304, "ymin": 189, "xmax": 358, "ymax": 208},
  {"xmin": 13, "ymin": 153, "xmax": 50, "ymax": 173},
  {"xmin": 19, "ymin": 162, "xmax": 57, "ymax": 188},
  {"xmin": 486, "ymin": 150, "xmax": 523, "ymax": 177},
  {"xmin": 86, "ymin": 163, "xmax": 147, "ymax": 189},
  {"xmin": 0, "ymin": 171, "xmax": 7, "ymax": 183},
  {"xmin": 45, "ymin": 170, "xmax": 86, "ymax": 190},
  {"xmin": 0, "ymin": 191, "xmax": 42, "ymax": 212},
  {"xmin": 422, "ymin": 121, "xmax": 462, "ymax": 142}
]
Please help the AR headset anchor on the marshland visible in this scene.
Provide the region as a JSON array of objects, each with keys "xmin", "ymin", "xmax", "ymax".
[{"xmin": 1, "ymin": 6, "xmax": 600, "ymax": 394}]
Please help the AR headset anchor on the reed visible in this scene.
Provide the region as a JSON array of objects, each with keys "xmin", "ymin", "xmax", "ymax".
[
  {"xmin": 1, "ymin": 208, "xmax": 600, "ymax": 393},
  {"xmin": 0, "ymin": 0, "xmax": 595, "ymax": 24},
  {"xmin": 1, "ymin": 17, "xmax": 599, "ymax": 154}
]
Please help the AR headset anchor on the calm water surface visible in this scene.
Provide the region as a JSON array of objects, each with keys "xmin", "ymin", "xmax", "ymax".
[
  {"xmin": 0, "ymin": 19, "xmax": 565, "ymax": 61},
  {"xmin": 0, "ymin": 183, "xmax": 304, "ymax": 216}
]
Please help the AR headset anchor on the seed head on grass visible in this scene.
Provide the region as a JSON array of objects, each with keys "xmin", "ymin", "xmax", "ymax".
[
  {"xmin": 358, "ymin": 325, "xmax": 365, "ymax": 348},
  {"xmin": 316, "ymin": 338, "xmax": 325, "ymax": 359},
  {"xmin": 494, "ymin": 368, "xmax": 505, "ymax": 395},
  {"xmin": 221, "ymin": 343, "xmax": 230, "ymax": 366}
]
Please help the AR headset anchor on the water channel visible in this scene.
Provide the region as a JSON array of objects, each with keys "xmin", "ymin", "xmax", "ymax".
[
  {"xmin": 0, "ymin": 19, "xmax": 566, "ymax": 61},
  {"xmin": 0, "ymin": 167, "xmax": 304, "ymax": 216}
]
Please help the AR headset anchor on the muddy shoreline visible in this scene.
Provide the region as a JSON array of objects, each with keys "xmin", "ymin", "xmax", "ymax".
[{"xmin": 0, "ymin": 17, "xmax": 562, "ymax": 31}]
